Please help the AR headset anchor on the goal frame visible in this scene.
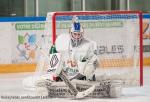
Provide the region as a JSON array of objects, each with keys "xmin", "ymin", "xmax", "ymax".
[{"xmin": 50, "ymin": 11, "xmax": 143, "ymax": 86}]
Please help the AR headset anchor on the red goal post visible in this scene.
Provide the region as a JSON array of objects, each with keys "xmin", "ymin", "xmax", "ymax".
[{"xmin": 47, "ymin": 11, "xmax": 143, "ymax": 86}]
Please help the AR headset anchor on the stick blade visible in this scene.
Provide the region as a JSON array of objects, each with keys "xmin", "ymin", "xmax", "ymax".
[{"xmin": 75, "ymin": 85, "xmax": 95, "ymax": 99}]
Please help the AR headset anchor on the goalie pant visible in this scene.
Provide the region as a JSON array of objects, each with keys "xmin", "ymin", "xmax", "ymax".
[{"xmin": 35, "ymin": 79, "xmax": 122, "ymax": 98}]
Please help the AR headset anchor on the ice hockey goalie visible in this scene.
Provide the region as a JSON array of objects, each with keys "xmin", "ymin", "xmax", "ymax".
[{"xmin": 35, "ymin": 16, "xmax": 123, "ymax": 98}]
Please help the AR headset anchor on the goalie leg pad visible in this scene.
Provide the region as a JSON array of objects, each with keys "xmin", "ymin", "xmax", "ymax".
[
  {"xmin": 35, "ymin": 79, "xmax": 52, "ymax": 96},
  {"xmin": 38, "ymin": 80, "xmax": 122, "ymax": 98},
  {"xmin": 36, "ymin": 87, "xmax": 49, "ymax": 96},
  {"xmin": 109, "ymin": 80, "xmax": 123, "ymax": 98}
]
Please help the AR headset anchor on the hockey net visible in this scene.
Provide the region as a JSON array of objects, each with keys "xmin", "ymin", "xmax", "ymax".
[
  {"xmin": 47, "ymin": 11, "xmax": 143, "ymax": 86},
  {"xmin": 23, "ymin": 11, "xmax": 143, "ymax": 91}
]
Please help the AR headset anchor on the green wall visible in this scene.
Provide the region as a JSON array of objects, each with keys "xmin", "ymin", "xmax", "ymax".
[
  {"xmin": 39, "ymin": 0, "xmax": 71, "ymax": 16},
  {"xmin": 85, "ymin": 0, "xmax": 106, "ymax": 11},
  {"xmin": 0, "ymin": 0, "xmax": 24, "ymax": 16},
  {"xmin": 26, "ymin": 0, "xmax": 35, "ymax": 16},
  {"xmin": 1, "ymin": 0, "xmax": 150, "ymax": 17},
  {"xmin": 130, "ymin": 0, "xmax": 150, "ymax": 11}
]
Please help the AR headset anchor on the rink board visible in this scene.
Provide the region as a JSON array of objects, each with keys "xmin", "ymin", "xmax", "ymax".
[{"xmin": 0, "ymin": 14, "xmax": 150, "ymax": 73}]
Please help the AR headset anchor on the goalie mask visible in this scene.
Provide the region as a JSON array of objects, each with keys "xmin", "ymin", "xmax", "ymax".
[{"xmin": 69, "ymin": 16, "xmax": 84, "ymax": 47}]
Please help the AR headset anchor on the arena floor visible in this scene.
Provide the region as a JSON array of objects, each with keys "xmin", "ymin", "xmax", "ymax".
[{"xmin": 0, "ymin": 67, "xmax": 150, "ymax": 102}]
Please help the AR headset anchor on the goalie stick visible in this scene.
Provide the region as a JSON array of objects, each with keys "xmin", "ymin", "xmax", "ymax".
[{"xmin": 37, "ymin": 44, "xmax": 95, "ymax": 99}]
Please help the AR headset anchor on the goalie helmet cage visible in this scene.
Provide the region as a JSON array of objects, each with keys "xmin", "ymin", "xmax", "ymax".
[{"xmin": 48, "ymin": 11, "xmax": 143, "ymax": 86}]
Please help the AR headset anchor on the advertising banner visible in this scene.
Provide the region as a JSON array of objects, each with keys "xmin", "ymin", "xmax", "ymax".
[
  {"xmin": 12, "ymin": 22, "xmax": 45, "ymax": 63},
  {"xmin": 0, "ymin": 15, "xmax": 149, "ymax": 66}
]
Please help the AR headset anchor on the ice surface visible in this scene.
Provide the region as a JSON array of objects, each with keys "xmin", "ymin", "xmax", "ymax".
[{"xmin": 0, "ymin": 67, "xmax": 150, "ymax": 102}]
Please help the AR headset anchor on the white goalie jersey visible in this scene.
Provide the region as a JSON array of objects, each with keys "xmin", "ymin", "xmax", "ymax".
[{"xmin": 54, "ymin": 34, "xmax": 98, "ymax": 80}]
